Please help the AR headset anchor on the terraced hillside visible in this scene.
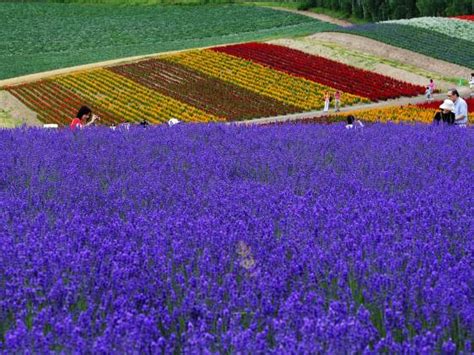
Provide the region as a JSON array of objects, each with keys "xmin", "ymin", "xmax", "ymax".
[
  {"xmin": 0, "ymin": 3, "xmax": 336, "ymax": 80},
  {"xmin": 5, "ymin": 43, "xmax": 426, "ymax": 125}
]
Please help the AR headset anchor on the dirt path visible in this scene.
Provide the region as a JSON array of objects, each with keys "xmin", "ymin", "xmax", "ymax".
[
  {"xmin": 268, "ymin": 7, "xmax": 352, "ymax": 27},
  {"xmin": 309, "ymin": 33, "xmax": 471, "ymax": 80},
  {"xmin": 0, "ymin": 91, "xmax": 42, "ymax": 127},
  {"xmin": 235, "ymin": 88, "xmax": 472, "ymax": 125}
]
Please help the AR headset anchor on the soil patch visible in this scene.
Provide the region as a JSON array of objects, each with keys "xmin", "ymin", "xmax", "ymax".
[{"xmin": 0, "ymin": 91, "xmax": 42, "ymax": 128}]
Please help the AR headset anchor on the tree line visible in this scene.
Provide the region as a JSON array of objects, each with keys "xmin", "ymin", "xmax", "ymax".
[{"xmin": 302, "ymin": 0, "xmax": 473, "ymax": 21}]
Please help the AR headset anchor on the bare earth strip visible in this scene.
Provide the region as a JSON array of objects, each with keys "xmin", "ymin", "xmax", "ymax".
[
  {"xmin": 268, "ymin": 7, "xmax": 352, "ymax": 27},
  {"xmin": 309, "ymin": 33, "xmax": 471, "ymax": 80},
  {"xmin": 269, "ymin": 38, "xmax": 456, "ymax": 90},
  {"xmin": 0, "ymin": 91, "xmax": 42, "ymax": 127}
]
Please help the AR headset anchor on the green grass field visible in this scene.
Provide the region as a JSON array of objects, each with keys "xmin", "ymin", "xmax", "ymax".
[{"xmin": 0, "ymin": 3, "xmax": 336, "ymax": 80}]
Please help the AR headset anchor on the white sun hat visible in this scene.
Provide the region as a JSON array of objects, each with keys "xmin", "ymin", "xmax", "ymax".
[
  {"xmin": 168, "ymin": 118, "xmax": 180, "ymax": 127},
  {"xmin": 439, "ymin": 99, "xmax": 455, "ymax": 112}
]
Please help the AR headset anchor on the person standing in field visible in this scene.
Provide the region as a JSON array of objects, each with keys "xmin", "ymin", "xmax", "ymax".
[
  {"xmin": 429, "ymin": 79, "xmax": 435, "ymax": 96},
  {"xmin": 425, "ymin": 86, "xmax": 432, "ymax": 101},
  {"xmin": 448, "ymin": 89, "xmax": 468, "ymax": 126},
  {"xmin": 334, "ymin": 91, "xmax": 341, "ymax": 112},
  {"xmin": 70, "ymin": 106, "xmax": 99, "ymax": 130},
  {"xmin": 323, "ymin": 92, "xmax": 330, "ymax": 115}
]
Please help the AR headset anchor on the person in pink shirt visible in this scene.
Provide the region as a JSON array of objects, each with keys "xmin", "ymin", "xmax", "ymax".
[{"xmin": 429, "ymin": 79, "xmax": 435, "ymax": 95}]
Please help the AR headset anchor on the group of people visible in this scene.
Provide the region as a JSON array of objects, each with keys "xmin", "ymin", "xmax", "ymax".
[
  {"xmin": 323, "ymin": 91, "xmax": 341, "ymax": 114},
  {"xmin": 69, "ymin": 86, "xmax": 468, "ymax": 130},
  {"xmin": 433, "ymin": 89, "xmax": 469, "ymax": 126},
  {"xmin": 69, "ymin": 106, "xmax": 180, "ymax": 130}
]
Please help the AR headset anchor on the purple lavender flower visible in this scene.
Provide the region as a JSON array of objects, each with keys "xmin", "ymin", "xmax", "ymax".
[{"xmin": 0, "ymin": 124, "xmax": 472, "ymax": 352}]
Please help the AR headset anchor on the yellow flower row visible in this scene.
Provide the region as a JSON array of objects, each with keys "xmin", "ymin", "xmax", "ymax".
[
  {"xmin": 335, "ymin": 105, "xmax": 437, "ymax": 124},
  {"xmin": 163, "ymin": 50, "xmax": 368, "ymax": 111},
  {"xmin": 54, "ymin": 69, "xmax": 223, "ymax": 124}
]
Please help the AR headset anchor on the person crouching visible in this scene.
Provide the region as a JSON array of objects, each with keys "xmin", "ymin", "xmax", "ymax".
[{"xmin": 433, "ymin": 100, "xmax": 455, "ymax": 125}]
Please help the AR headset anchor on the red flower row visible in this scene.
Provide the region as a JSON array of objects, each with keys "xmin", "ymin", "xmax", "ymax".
[
  {"xmin": 452, "ymin": 15, "xmax": 474, "ymax": 22},
  {"xmin": 417, "ymin": 97, "xmax": 474, "ymax": 112},
  {"xmin": 7, "ymin": 81, "xmax": 117, "ymax": 126},
  {"xmin": 212, "ymin": 43, "xmax": 425, "ymax": 101}
]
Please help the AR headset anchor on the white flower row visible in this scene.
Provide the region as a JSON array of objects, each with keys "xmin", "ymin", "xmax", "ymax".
[{"xmin": 382, "ymin": 17, "xmax": 474, "ymax": 42}]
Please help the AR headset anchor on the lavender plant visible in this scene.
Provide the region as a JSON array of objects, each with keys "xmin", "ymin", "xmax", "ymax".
[{"xmin": 0, "ymin": 124, "xmax": 472, "ymax": 353}]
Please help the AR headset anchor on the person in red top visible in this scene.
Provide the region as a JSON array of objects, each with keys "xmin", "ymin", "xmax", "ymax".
[{"xmin": 70, "ymin": 106, "xmax": 99, "ymax": 130}]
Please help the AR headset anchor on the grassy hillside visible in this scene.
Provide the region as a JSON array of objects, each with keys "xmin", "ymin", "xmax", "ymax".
[{"xmin": 0, "ymin": 3, "xmax": 336, "ymax": 80}]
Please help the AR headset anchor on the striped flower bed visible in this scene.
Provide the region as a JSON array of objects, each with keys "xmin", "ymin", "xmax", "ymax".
[
  {"xmin": 212, "ymin": 43, "xmax": 425, "ymax": 101},
  {"xmin": 108, "ymin": 59, "xmax": 300, "ymax": 120},
  {"xmin": 163, "ymin": 50, "xmax": 368, "ymax": 110},
  {"xmin": 5, "ymin": 44, "xmax": 428, "ymax": 126}
]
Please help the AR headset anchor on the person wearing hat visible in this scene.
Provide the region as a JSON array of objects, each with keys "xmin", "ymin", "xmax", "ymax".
[
  {"xmin": 433, "ymin": 99, "xmax": 455, "ymax": 125},
  {"xmin": 168, "ymin": 117, "xmax": 180, "ymax": 127}
]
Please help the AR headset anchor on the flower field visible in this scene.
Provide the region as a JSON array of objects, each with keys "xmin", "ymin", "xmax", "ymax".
[
  {"xmin": 7, "ymin": 70, "xmax": 222, "ymax": 125},
  {"xmin": 325, "ymin": 97, "xmax": 474, "ymax": 124},
  {"xmin": 5, "ymin": 43, "xmax": 428, "ymax": 125},
  {"xmin": 336, "ymin": 23, "xmax": 474, "ymax": 69},
  {"xmin": 211, "ymin": 43, "xmax": 425, "ymax": 101},
  {"xmin": 107, "ymin": 59, "xmax": 301, "ymax": 120},
  {"xmin": 162, "ymin": 50, "xmax": 368, "ymax": 110},
  {"xmin": 1, "ymin": 125, "xmax": 473, "ymax": 352}
]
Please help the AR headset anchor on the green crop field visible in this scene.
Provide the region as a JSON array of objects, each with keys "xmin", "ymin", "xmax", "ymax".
[
  {"xmin": 335, "ymin": 23, "xmax": 474, "ymax": 70},
  {"xmin": 0, "ymin": 3, "xmax": 336, "ymax": 80}
]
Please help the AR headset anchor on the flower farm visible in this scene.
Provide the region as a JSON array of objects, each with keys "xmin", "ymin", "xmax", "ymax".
[
  {"xmin": 1, "ymin": 2, "xmax": 473, "ymax": 353},
  {"xmin": 6, "ymin": 43, "xmax": 425, "ymax": 125}
]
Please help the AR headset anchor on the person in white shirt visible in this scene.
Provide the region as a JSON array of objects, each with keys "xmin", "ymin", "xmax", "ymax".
[
  {"xmin": 345, "ymin": 115, "xmax": 364, "ymax": 129},
  {"xmin": 447, "ymin": 89, "xmax": 468, "ymax": 126}
]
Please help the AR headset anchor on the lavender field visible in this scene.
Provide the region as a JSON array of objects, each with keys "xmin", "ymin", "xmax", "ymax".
[{"xmin": 0, "ymin": 124, "xmax": 473, "ymax": 352}]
